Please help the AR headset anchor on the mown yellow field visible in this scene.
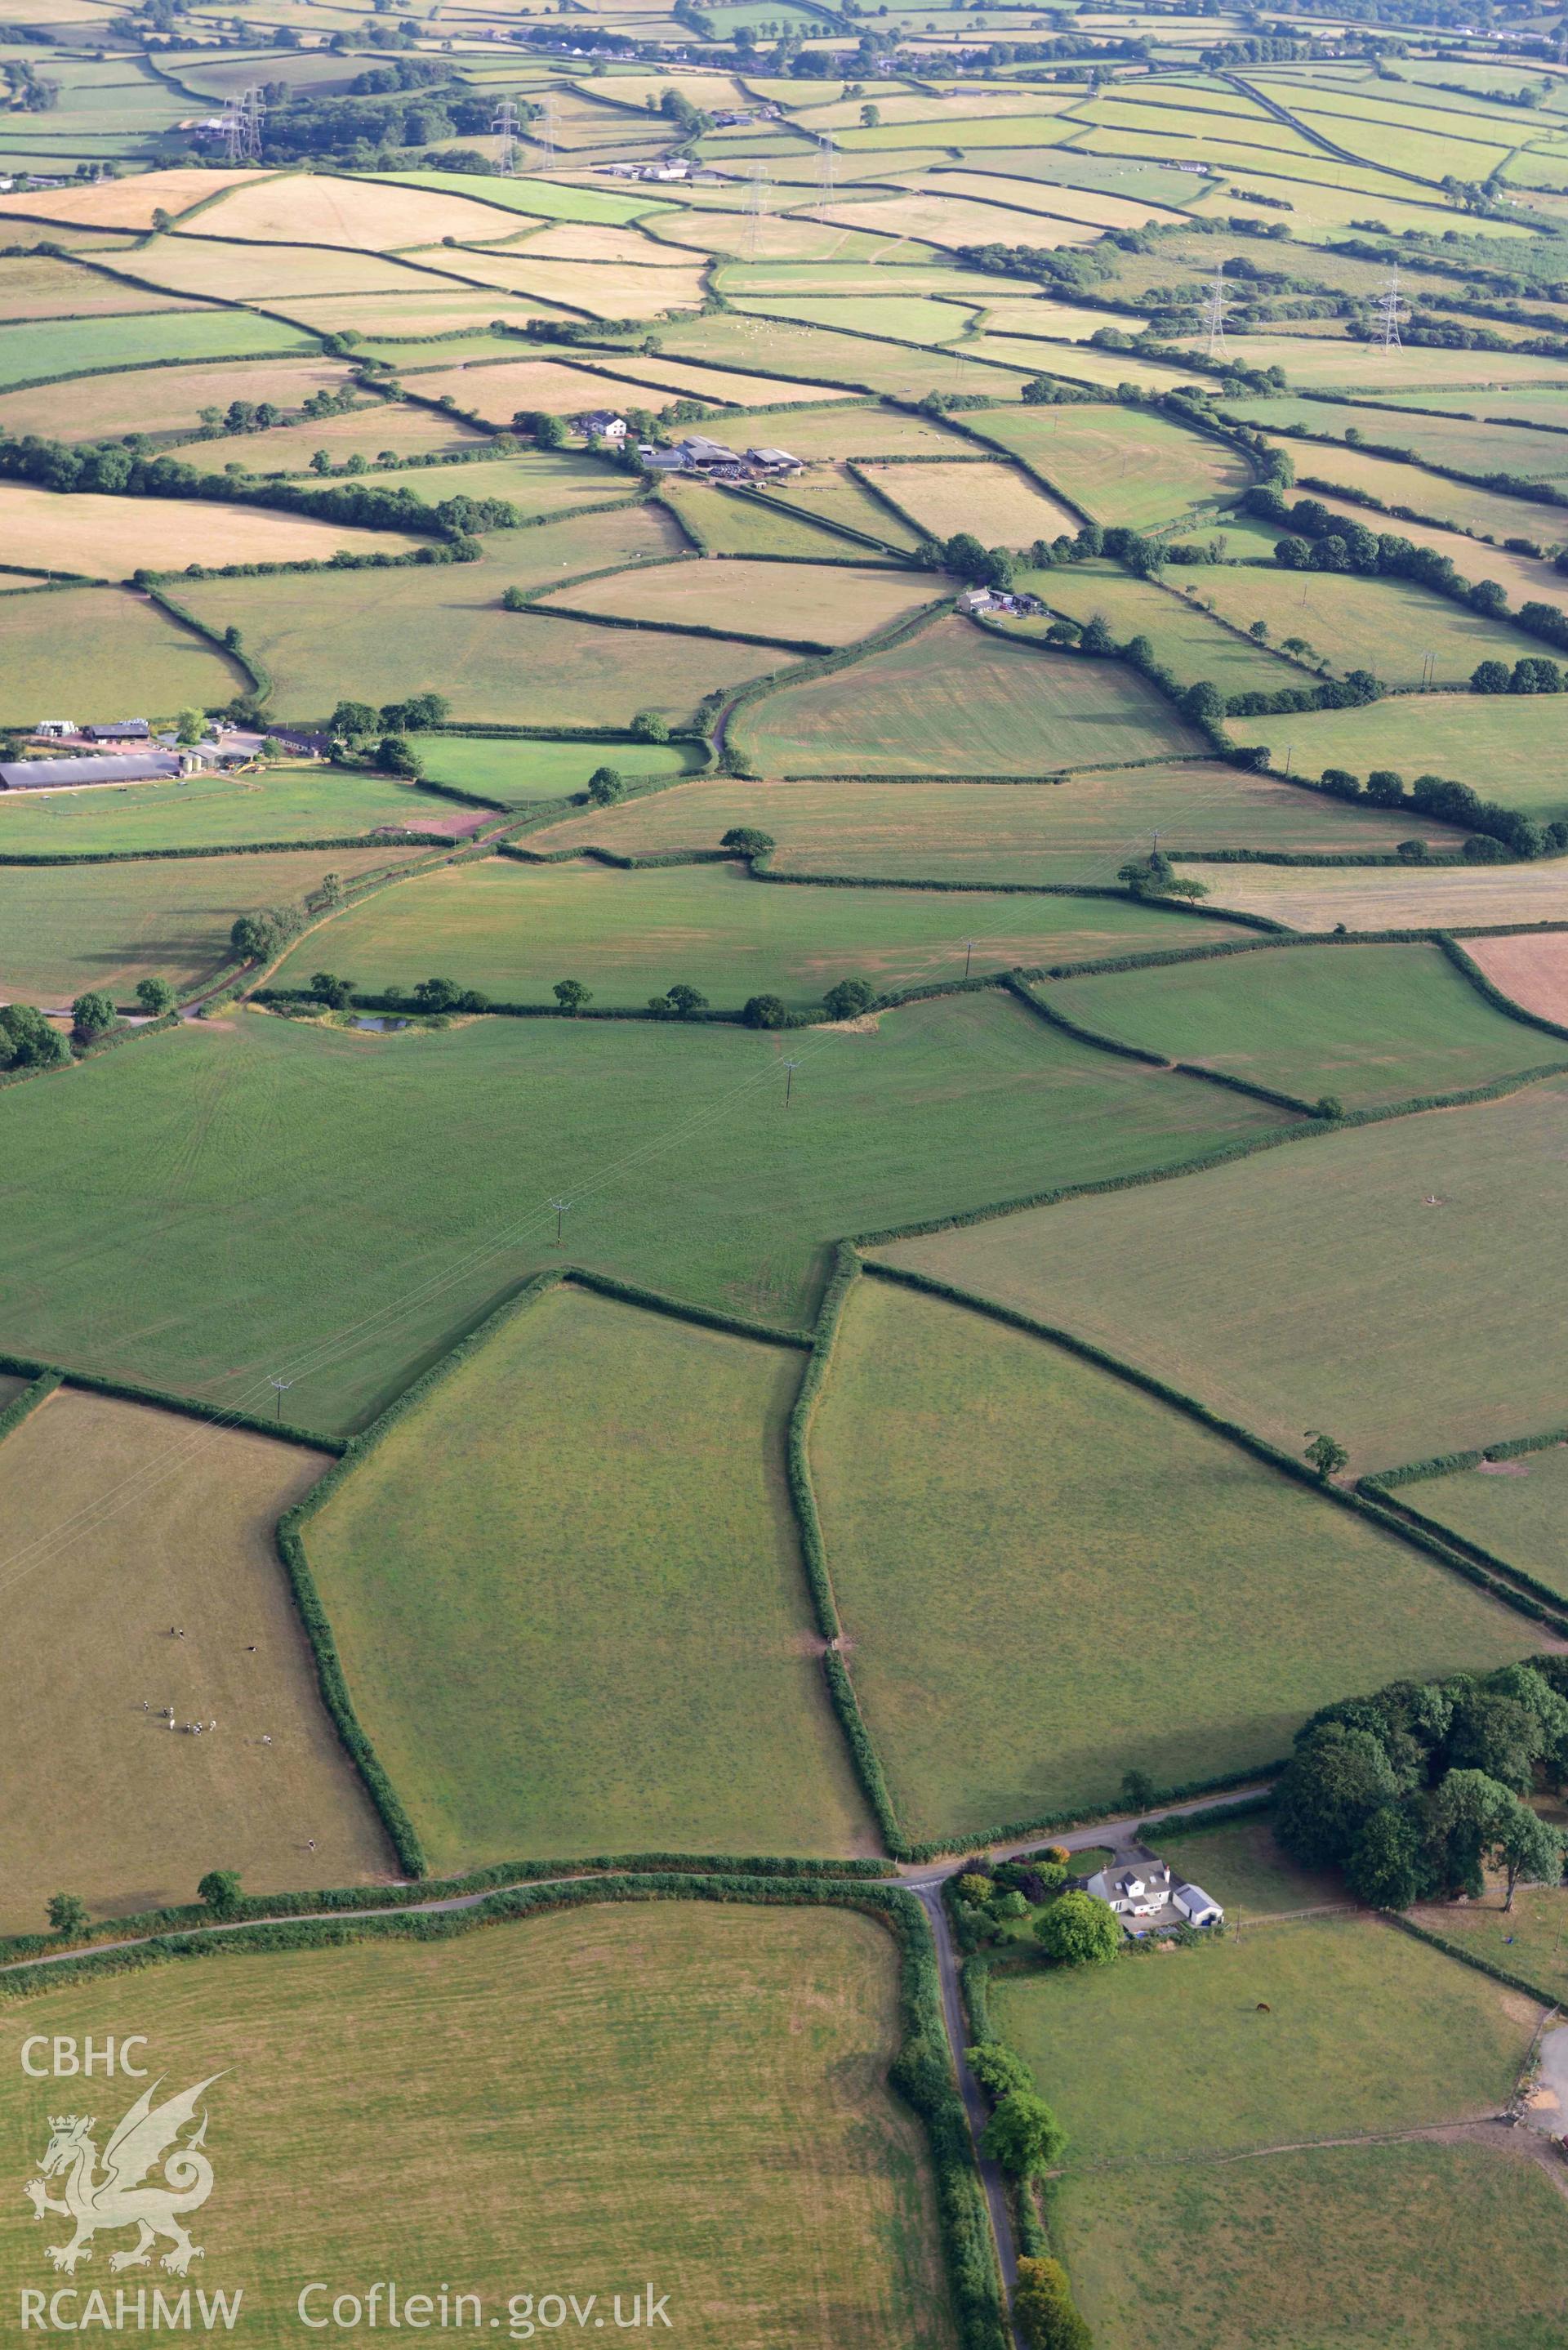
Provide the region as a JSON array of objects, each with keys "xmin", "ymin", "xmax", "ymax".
[
  {"xmin": 0, "ymin": 167, "xmax": 269, "ymax": 230},
  {"xmin": 0, "ymin": 481, "xmax": 420, "ymax": 575},
  {"xmin": 497, "ymin": 219, "xmax": 698, "ymax": 265},
  {"xmin": 541, "ymin": 555, "xmax": 936, "ymax": 643},
  {"xmin": 1174, "ymin": 858, "xmax": 1568, "ymax": 931},
  {"xmin": 459, "ymin": 255, "xmax": 708, "ymax": 317},
  {"xmin": 858, "ymin": 457, "xmax": 1078, "ymax": 543},
  {"xmin": 917, "ymin": 170, "xmax": 1185, "ymax": 229},
  {"xmin": 0, "ymin": 355, "xmax": 355, "ymax": 442},
  {"xmin": 0, "ymin": 1386, "xmax": 389, "ymax": 1934},
  {"xmin": 134, "ymin": 238, "xmax": 448, "ymax": 301},
  {"xmin": 0, "ymin": 253, "xmax": 200, "ymax": 319},
  {"xmin": 817, "ymin": 190, "xmax": 1098, "ymax": 250},
  {"xmin": 197, "ymin": 169, "xmax": 525, "ymax": 250},
  {"xmin": 409, "ymin": 354, "xmax": 643, "ymax": 420}
]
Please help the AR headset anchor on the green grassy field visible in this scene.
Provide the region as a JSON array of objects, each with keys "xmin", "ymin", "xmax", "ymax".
[
  {"xmin": 1047, "ymin": 941, "xmax": 1553, "ymax": 1108},
  {"xmin": 1145, "ymin": 1814, "xmax": 1348, "ymax": 1917},
  {"xmin": 1405, "ymin": 1445, "xmax": 1568, "ymax": 1603},
  {"xmin": 0, "ymin": 305, "xmax": 311, "ymax": 389},
  {"xmin": 309, "ymin": 1283, "xmax": 870, "ymax": 1862},
  {"xmin": 996, "ymin": 1914, "xmax": 1539, "ymax": 2165},
  {"xmin": 1016, "ymin": 562, "xmax": 1295, "ymax": 696},
  {"xmin": 809, "ymin": 1279, "xmax": 1531, "ymax": 1840},
  {"xmin": 0, "ymin": 844, "xmax": 425, "ymax": 1004},
  {"xmin": 0, "ymin": 765, "xmax": 457, "ymax": 854},
  {"xmin": 284, "ymin": 449, "xmax": 635, "ymax": 516},
  {"xmin": 412, "ymin": 733, "xmax": 705, "ymax": 805},
  {"xmin": 879, "ymin": 1068, "xmax": 1568, "ymax": 1472},
  {"xmin": 970, "ymin": 404, "xmax": 1254, "ymax": 530},
  {"xmin": 1187, "ymin": 564, "xmax": 1557, "ymax": 687},
  {"xmin": 0, "ymin": 1906, "xmax": 958, "ymax": 2348},
  {"xmin": 657, "ymin": 479, "xmax": 872, "ymax": 560},
  {"xmin": 0, "ymin": 586, "xmax": 244, "ymax": 726},
  {"xmin": 541, "ymin": 556, "xmax": 938, "ymax": 645},
  {"xmin": 1231, "ymin": 693, "xmax": 1568, "ymax": 819},
  {"xmin": 272, "ymin": 855, "xmax": 1245, "ymax": 1010},
  {"xmin": 176, "ymin": 517, "xmax": 783, "ymax": 729},
  {"xmin": 0, "ymin": 996, "xmax": 1287, "ymax": 1435},
  {"xmin": 1055, "ymin": 2140, "xmax": 1568, "ymax": 2350},
  {"xmin": 736, "ymin": 613, "xmax": 1206, "ymax": 774},
  {"xmin": 522, "ymin": 767, "xmax": 1466, "ymax": 881},
  {"xmin": 1224, "ymin": 391, "xmax": 1568, "ymax": 486},
  {"xmin": 0, "ymin": 1387, "xmax": 387, "ymax": 1934}
]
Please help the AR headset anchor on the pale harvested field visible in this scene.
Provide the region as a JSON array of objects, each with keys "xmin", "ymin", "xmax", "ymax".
[
  {"xmin": 743, "ymin": 404, "xmax": 978, "ymax": 459},
  {"xmin": 0, "ymin": 481, "xmax": 420, "ymax": 576},
  {"xmin": 815, "ymin": 191, "xmax": 1099, "ymax": 250},
  {"xmin": 978, "ymin": 294, "xmax": 1132, "ymax": 340},
  {"xmin": 919, "ymin": 170, "xmax": 1184, "ymax": 229},
  {"xmin": 1291, "ymin": 441, "xmax": 1568, "ymax": 556},
  {"xmin": 0, "ymin": 252, "xmax": 203, "ymax": 319},
  {"xmin": 0, "ymin": 355, "xmax": 355, "ymax": 442},
  {"xmin": 1174, "ymin": 859, "xmax": 1568, "ymax": 933},
  {"xmin": 0, "ymin": 1387, "xmax": 388, "ymax": 1934},
  {"xmin": 524, "ymin": 765, "xmax": 1459, "ymax": 881},
  {"xmin": 136, "ymin": 238, "xmax": 448, "ymax": 301},
  {"xmin": 541, "ymin": 556, "xmax": 937, "ymax": 644},
  {"xmin": 273, "ymin": 290, "xmax": 555, "ymax": 337},
  {"xmin": 196, "ymin": 168, "xmax": 525, "ymax": 249},
  {"xmin": 409, "ymin": 355, "xmax": 644, "ymax": 420},
  {"xmin": 1294, "ymin": 488, "xmax": 1568, "ymax": 617},
  {"xmin": 451, "ymin": 254, "xmax": 707, "ymax": 317},
  {"xmin": 0, "ymin": 166, "xmax": 269, "ymax": 230},
  {"xmin": 589, "ymin": 348, "xmax": 850, "ymax": 405},
  {"xmin": 1449, "ymin": 932, "xmax": 1568, "ymax": 1028},
  {"xmin": 858, "ymin": 457, "xmax": 1078, "ymax": 544},
  {"xmin": 487, "ymin": 219, "xmax": 698, "ymax": 265},
  {"xmin": 182, "ymin": 400, "xmax": 487, "ymax": 469},
  {"xmin": 1182, "ymin": 331, "xmax": 1568, "ymax": 392}
]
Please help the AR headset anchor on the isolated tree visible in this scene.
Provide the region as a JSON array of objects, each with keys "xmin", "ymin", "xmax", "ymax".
[
  {"xmin": 859, "ymin": 100, "xmax": 880, "ymax": 126},
  {"xmin": 982, "ymin": 2089, "xmax": 1067, "ymax": 2177},
  {"xmin": 965, "ymin": 2044, "xmax": 1033, "ymax": 2103},
  {"xmin": 1304, "ymin": 1429, "xmax": 1348, "ymax": 1481},
  {"xmin": 553, "ymin": 979, "xmax": 591, "ymax": 1014},
  {"xmin": 742, "ymin": 993, "xmax": 789, "ymax": 1029},
  {"xmin": 630, "ymin": 710, "xmax": 670, "ymax": 743},
  {"xmin": 1013, "ymin": 2257, "xmax": 1093, "ymax": 2350},
  {"xmin": 47, "ymin": 1893, "xmax": 88, "ymax": 1938},
  {"xmin": 310, "ymin": 972, "xmax": 356, "ymax": 1010},
  {"xmin": 823, "ymin": 977, "xmax": 875, "ymax": 1019},
  {"xmin": 198, "ymin": 1869, "xmax": 243, "ymax": 1920},
  {"xmin": 1120, "ymin": 1766, "xmax": 1156, "ymax": 1813},
  {"xmin": 1032, "ymin": 1890, "xmax": 1120, "ymax": 1967},
  {"xmin": 136, "ymin": 977, "xmax": 176, "ymax": 1017},
  {"xmin": 666, "ymin": 983, "xmax": 708, "ymax": 1017},
  {"xmin": 720, "ymin": 827, "xmax": 774, "ymax": 859},
  {"xmin": 587, "ymin": 765, "xmax": 625, "ymax": 805},
  {"xmin": 532, "ymin": 411, "xmax": 566, "ymax": 448},
  {"xmin": 175, "ymin": 706, "xmax": 206, "ymax": 747},
  {"xmin": 1248, "ymin": 618, "xmax": 1270, "ymax": 642},
  {"xmin": 71, "ymin": 990, "xmax": 117, "ymax": 1042},
  {"xmin": 501, "ymin": 586, "xmax": 527, "ymax": 611}
]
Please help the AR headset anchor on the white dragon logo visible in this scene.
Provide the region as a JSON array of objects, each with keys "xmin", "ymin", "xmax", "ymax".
[{"xmin": 24, "ymin": 2076, "xmax": 221, "ymax": 2277}]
